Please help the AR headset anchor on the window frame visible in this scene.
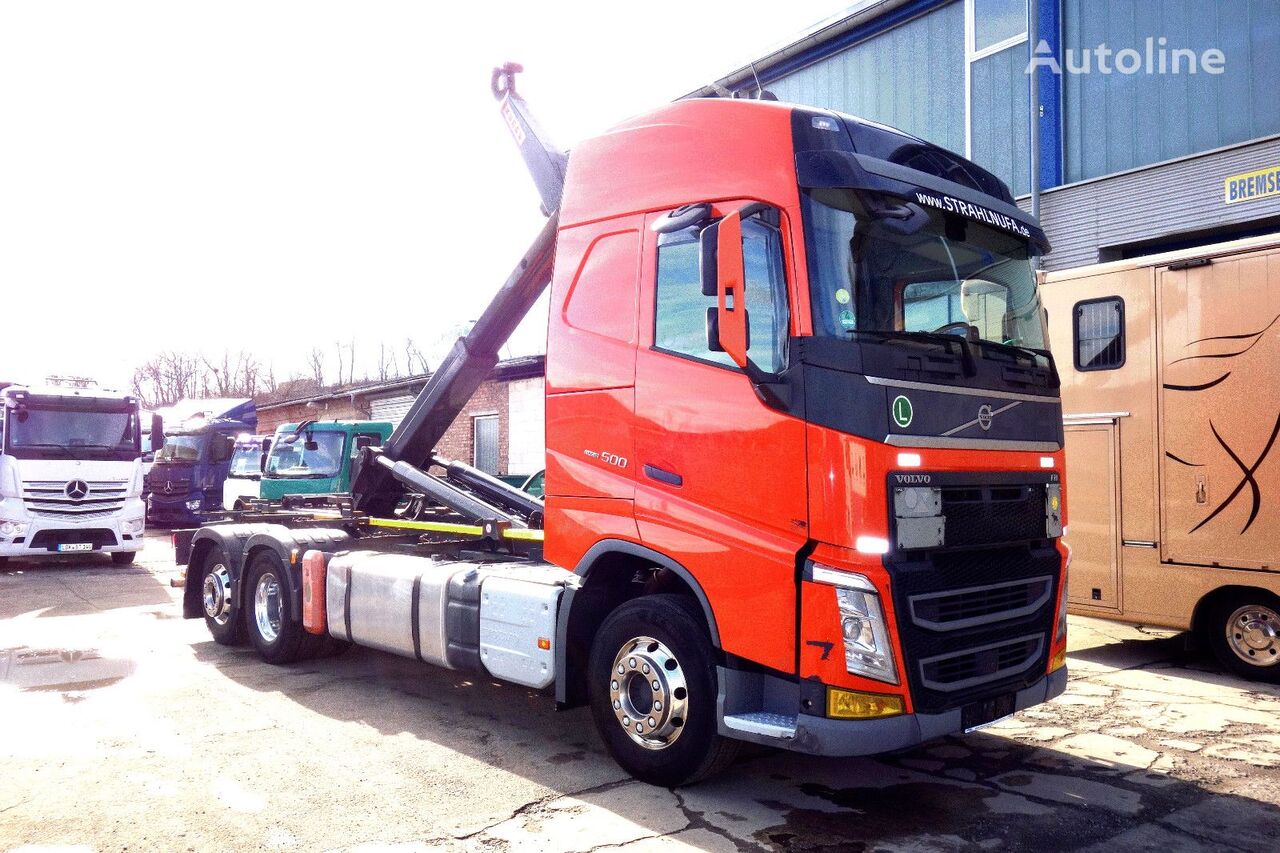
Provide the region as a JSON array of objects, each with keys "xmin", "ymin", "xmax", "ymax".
[
  {"xmin": 650, "ymin": 207, "xmax": 791, "ymax": 375},
  {"xmin": 471, "ymin": 413, "xmax": 500, "ymax": 475},
  {"xmin": 963, "ymin": 0, "xmax": 1030, "ymax": 160},
  {"xmin": 1072, "ymin": 295, "xmax": 1127, "ymax": 372}
]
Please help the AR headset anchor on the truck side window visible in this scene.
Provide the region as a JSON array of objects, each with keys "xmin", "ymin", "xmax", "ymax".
[
  {"xmin": 1074, "ymin": 297, "xmax": 1125, "ymax": 371},
  {"xmin": 654, "ymin": 213, "xmax": 788, "ymax": 372}
]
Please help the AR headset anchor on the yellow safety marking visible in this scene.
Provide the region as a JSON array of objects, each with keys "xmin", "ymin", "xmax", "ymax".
[
  {"xmin": 502, "ymin": 528, "xmax": 545, "ymax": 542},
  {"xmin": 367, "ymin": 517, "xmax": 485, "ymax": 535}
]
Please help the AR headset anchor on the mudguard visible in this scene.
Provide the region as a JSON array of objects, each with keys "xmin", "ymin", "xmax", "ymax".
[
  {"xmin": 241, "ymin": 527, "xmax": 353, "ymax": 622},
  {"xmin": 183, "ymin": 523, "xmax": 295, "ymax": 619}
]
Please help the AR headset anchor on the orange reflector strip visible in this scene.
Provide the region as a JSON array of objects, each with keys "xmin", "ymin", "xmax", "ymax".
[
  {"xmin": 537, "ymin": 637, "xmax": 551, "ymax": 650},
  {"xmin": 1050, "ymin": 647, "xmax": 1067, "ymax": 673}
]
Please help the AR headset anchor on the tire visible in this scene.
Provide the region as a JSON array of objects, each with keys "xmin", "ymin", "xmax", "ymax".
[
  {"xmin": 198, "ymin": 545, "xmax": 244, "ymax": 645},
  {"xmin": 244, "ymin": 551, "xmax": 329, "ymax": 664},
  {"xmin": 1203, "ymin": 591, "xmax": 1280, "ymax": 683},
  {"xmin": 588, "ymin": 594, "xmax": 740, "ymax": 787},
  {"xmin": 111, "ymin": 551, "xmax": 137, "ymax": 566}
]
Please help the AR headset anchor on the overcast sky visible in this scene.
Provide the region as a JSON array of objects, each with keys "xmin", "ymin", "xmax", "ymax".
[{"xmin": 0, "ymin": 0, "xmax": 843, "ymax": 392}]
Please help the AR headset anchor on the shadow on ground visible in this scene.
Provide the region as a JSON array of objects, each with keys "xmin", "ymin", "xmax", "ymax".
[{"xmin": 192, "ymin": 636, "xmax": 1280, "ymax": 852}]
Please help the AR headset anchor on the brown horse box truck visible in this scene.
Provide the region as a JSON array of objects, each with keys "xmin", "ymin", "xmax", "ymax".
[{"xmin": 1041, "ymin": 234, "xmax": 1280, "ymax": 682}]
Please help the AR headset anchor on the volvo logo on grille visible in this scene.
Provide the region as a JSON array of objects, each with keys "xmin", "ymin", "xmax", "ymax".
[
  {"xmin": 977, "ymin": 404, "xmax": 995, "ymax": 431},
  {"xmin": 65, "ymin": 479, "xmax": 90, "ymax": 501}
]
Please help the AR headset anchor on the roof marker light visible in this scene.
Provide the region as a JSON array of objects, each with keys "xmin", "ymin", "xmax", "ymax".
[
  {"xmin": 897, "ymin": 452, "xmax": 922, "ymax": 468},
  {"xmin": 855, "ymin": 536, "xmax": 890, "ymax": 555},
  {"xmin": 811, "ymin": 115, "xmax": 839, "ymax": 132},
  {"xmin": 1040, "ymin": 456, "xmax": 1055, "ymax": 468}
]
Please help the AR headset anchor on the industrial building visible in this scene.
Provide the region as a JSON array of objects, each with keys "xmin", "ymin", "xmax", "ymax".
[
  {"xmin": 692, "ymin": 0, "xmax": 1280, "ymax": 270},
  {"xmin": 255, "ymin": 355, "xmax": 545, "ymax": 480}
]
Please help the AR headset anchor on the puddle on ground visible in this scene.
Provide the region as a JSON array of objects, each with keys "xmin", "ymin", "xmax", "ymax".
[{"xmin": 0, "ymin": 647, "xmax": 135, "ymax": 692}]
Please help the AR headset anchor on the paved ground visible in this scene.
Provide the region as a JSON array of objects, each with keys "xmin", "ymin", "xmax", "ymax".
[{"xmin": 3, "ymin": 534, "xmax": 1280, "ymax": 852}]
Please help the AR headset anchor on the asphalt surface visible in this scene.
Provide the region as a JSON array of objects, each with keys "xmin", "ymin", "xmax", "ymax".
[{"xmin": 3, "ymin": 533, "xmax": 1280, "ymax": 852}]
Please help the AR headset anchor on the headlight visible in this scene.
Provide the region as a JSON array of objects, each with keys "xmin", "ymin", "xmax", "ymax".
[
  {"xmin": 123, "ymin": 518, "xmax": 145, "ymax": 535},
  {"xmin": 0, "ymin": 519, "xmax": 28, "ymax": 538},
  {"xmin": 185, "ymin": 499, "xmax": 202, "ymax": 512},
  {"xmin": 837, "ymin": 587, "xmax": 899, "ymax": 684}
]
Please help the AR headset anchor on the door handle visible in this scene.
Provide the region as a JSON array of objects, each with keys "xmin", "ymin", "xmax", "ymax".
[{"xmin": 643, "ymin": 464, "xmax": 682, "ymax": 487}]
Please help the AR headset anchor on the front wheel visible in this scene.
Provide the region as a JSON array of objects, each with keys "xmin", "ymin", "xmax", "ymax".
[
  {"xmin": 111, "ymin": 551, "xmax": 137, "ymax": 566},
  {"xmin": 588, "ymin": 595, "xmax": 740, "ymax": 787},
  {"xmin": 1204, "ymin": 592, "xmax": 1280, "ymax": 683}
]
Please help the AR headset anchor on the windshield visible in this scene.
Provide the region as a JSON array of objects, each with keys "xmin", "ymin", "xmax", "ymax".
[
  {"xmin": 803, "ymin": 189, "xmax": 1047, "ymax": 353},
  {"xmin": 228, "ymin": 444, "xmax": 262, "ymax": 477},
  {"xmin": 154, "ymin": 434, "xmax": 206, "ymax": 463},
  {"xmin": 4, "ymin": 401, "xmax": 139, "ymax": 460},
  {"xmin": 265, "ymin": 431, "xmax": 345, "ymax": 479}
]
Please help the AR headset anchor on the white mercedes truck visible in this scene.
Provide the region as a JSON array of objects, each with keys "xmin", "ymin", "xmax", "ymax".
[{"xmin": 0, "ymin": 383, "xmax": 148, "ymax": 566}]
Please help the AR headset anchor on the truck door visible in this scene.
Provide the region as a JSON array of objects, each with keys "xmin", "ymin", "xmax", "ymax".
[
  {"xmin": 1159, "ymin": 247, "xmax": 1280, "ymax": 570},
  {"xmin": 632, "ymin": 207, "xmax": 808, "ymax": 675}
]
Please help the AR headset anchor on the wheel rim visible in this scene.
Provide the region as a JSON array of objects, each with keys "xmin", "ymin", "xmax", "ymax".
[
  {"xmin": 1225, "ymin": 604, "xmax": 1280, "ymax": 667},
  {"xmin": 254, "ymin": 571, "xmax": 282, "ymax": 644},
  {"xmin": 202, "ymin": 564, "xmax": 233, "ymax": 625},
  {"xmin": 609, "ymin": 636, "xmax": 689, "ymax": 751}
]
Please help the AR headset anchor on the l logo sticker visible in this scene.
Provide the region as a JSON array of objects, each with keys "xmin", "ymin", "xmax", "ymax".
[{"xmin": 892, "ymin": 395, "xmax": 914, "ymax": 428}]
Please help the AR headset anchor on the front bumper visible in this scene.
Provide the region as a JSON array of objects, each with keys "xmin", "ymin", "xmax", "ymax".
[
  {"xmin": 718, "ymin": 666, "xmax": 1066, "ymax": 757},
  {"xmin": 146, "ymin": 496, "xmax": 206, "ymax": 527},
  {"xmin": 0, "ymin": 497, "xmax": 147, "ymax": 557},
  {"xmin": 788, "ymin": 667, "xmax": 1066, "ymax": 756}
]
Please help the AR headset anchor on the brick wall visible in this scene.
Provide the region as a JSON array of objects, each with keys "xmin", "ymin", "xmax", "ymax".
[{"xmin": 434, "ymin": 380, "xmax": 509, "ymax": 474}]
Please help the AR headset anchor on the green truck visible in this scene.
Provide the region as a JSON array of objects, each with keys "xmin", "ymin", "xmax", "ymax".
[{"xmin": 259, "ymin": 420, "xmax": 394, "ymax": 502}]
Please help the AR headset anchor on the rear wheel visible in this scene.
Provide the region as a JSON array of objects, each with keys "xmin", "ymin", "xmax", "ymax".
[
  {"xmin": 1204, "ymin": 591, "xmax": 1280, "ymax": 683},
  {"xmin": 111, "ymin": 551, "xmax": 137, "ymax": 566},
  {"xmin": 245, "ymin": 551, "xmax": 330, "ymax": 664},
  {"xmin": 199, "ymin": 546, "xmax": 244, "ymax": 645},
  {"xmin": 588, "ymin": 594, "xmax": 739, "ymax": 787}
]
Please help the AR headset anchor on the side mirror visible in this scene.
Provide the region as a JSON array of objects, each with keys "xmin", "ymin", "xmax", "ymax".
[
  {"xmin": 710, "ymin": 210, "xmax": 749, "ymax": 368},
  {"xmin": 261, "ymin": 437, "xmax": 272, "ymax": 457},
  {"xmin": 304, "ymin": 440, "xmax": 319, "ymax": 452},
  {"xmin": 259, "ymin": 452, "xmax": 268, "ymax": 473},
  {"xmin": 150, "ymin": 414, "xmax": 165, "ymax": 450}
]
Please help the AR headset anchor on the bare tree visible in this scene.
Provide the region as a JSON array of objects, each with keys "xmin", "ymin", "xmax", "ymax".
[
  {"xmin": 306, "ymin": 348, "xmax": 325, "ymax": 386},
  {"xmin": 404, "ymin": 337, "xmax": 430, "ymax": 376}
]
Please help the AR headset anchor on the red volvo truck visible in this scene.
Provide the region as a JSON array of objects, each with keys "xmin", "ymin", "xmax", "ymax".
[{"xmin": 175, "ymin": 67, "xmax": 1069, "ymax": 785}]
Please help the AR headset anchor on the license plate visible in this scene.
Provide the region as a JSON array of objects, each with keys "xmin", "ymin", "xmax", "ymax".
[
  {"xmin": 962, "ymin": 692, "xmax": 1016, "ymax": 733},
  {"xmin": 57, "ymin": 543, "xmax": 95, "ymax": 553}
]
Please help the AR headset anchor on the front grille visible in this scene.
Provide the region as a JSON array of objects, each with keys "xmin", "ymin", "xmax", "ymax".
[
  {"xmin": 146, "ymin": 477, "xmax": 191, "ymax": 497},
  {"xmin": 909, "ymin": 576, "xmax": 1053, "ymax": 631},
  {"xmin": 890, "ymin": 545, "xmax": 1059, "ymax": 714},
  {"xmin": 22, "ymin": 480, "xmax": 129, "ymax": 519},
  {"xmin": 939, "ymin": 484, "xmax": 1045, "ymax": 547},
  {"xmin": 919, "ymin": 633, "xmax": 1044, "ymax": 691},
  {"xmin": 29, "ymin": 528, "xmax": 119, "ymax": 550}
]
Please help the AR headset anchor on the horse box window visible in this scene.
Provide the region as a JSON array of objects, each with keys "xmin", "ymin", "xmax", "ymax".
[{"xmin": 1074, "ymin": 297, "xmax": 1125, "ymax": 371}]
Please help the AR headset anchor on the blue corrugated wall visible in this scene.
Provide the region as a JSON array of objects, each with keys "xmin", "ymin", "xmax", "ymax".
[
  {"xmin": 766, "ymin": 1, "xmax": 967, "ymax": 158},
  {"xmin": 1064, "ymin": 0, "xmax": 1280, "ymax": 183}
]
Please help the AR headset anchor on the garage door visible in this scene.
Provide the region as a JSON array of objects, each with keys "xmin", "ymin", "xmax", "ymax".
[{"xmin": 368, "ymin": 393, "xmax": 415, "ymax": 428}]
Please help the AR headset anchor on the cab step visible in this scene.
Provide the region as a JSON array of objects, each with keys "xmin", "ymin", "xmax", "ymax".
[{"xmin": 722, "ymin": 712, "xmax": 797, "ymax": 740}]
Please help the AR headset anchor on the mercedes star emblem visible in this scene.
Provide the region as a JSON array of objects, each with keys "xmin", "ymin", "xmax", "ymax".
[{"xmin": 65, "ymin": 479, "xmax": 90, "ymax": 501}]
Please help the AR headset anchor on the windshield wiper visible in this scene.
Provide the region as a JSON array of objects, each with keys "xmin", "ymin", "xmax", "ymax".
[{"xmin": 972, "ymin": 338, "xmax": 1049, "ymax": 366}]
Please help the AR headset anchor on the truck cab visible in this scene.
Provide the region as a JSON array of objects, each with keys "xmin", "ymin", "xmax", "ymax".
[
  {"xmin": 222, "ymin": 434, "xmax": 269, "ymax": 511},
  {"xmin": 0, "ymin": 384, "xmax": 146, "ymax": 565},
  {"xmin": 146, "ymin": 400, "xmax": 257, "ymax": 526},
  {"xmin": 260, "ymin": 421, "xmax": 393, "ymax": 502}
]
